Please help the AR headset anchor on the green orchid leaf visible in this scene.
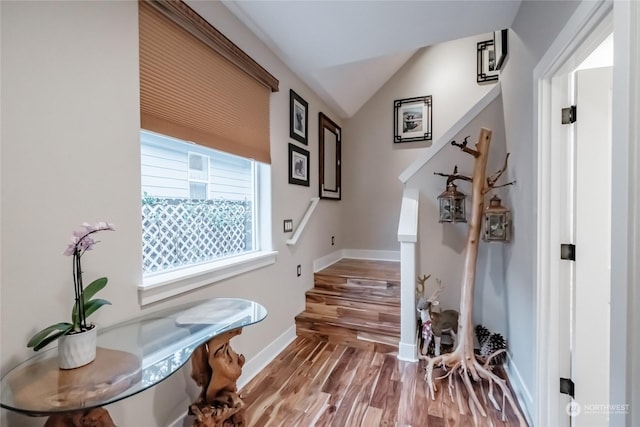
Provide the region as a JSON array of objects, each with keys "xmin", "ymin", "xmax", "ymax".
[
  {"xmin": 83, "ymin": 298, "xmax": 111, "ymax": 319},
  {"xmin": 71, "ymin": 276, "xmax": 107, "ymax": 324},
  {"xmin": 27, "ymin": 323, "xmax": 73, "ymax": 351},
  {"xmin": 82, "ymin": 277, "xmax": 108, "ymax": 302}
]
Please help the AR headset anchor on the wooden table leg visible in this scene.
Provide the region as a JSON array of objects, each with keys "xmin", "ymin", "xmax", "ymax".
[
  {"xmin": 43, "ymin": 407, "xmax": 116, "ymax": 427},
  {"xmin": 189, "ymin": 329, "xmax": 246, "ymax": 427}
]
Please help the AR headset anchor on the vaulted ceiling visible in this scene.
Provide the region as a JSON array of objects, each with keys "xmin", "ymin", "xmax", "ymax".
[{"xmin": 194, "ymin": 1, "xmax": 522, "ymax": 119}]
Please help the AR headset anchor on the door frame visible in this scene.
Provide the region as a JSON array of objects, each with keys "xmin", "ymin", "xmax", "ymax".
[{"xmin": 533, "ymin": 0, "xmax": 638, "ymax": 426}]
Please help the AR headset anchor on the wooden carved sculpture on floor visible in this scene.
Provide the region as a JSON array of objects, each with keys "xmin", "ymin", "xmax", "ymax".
[
  {"xmin": 424, "ymin": 127, "xmax": 525, "ymax": 426},
  {"xmin": 189, "ymin": 329, "xmax": 246, "ymax": 427}
]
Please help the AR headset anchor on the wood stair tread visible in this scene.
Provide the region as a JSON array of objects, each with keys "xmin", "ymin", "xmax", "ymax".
[
  {"xmin": 296, "ymin": 258, "xmax": 401, "ymax": 352},
  {"xmin": 315, "ymin": 258, "xmax": 400, "ymax": 283},
  {"xmin": 295, "ymin": 312, "xmax": 400, "ymax": 336},
  {"xmin": 306, "ymin": 287, "xmax": 400, "ymax": 306}
]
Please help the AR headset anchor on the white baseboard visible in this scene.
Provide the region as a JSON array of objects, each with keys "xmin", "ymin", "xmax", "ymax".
[
  {"xmin": 505, "ymin": 352, "xmax": 534, "ymax": 426},
  {"xmin": 342, "ymin": 249, "xmax": 400, "ymax": 261},
  {"xmin": 237, "ymin": 325, "xmax": 297, "ymax": 388},
  {"xmin": 313, "ymin": 249, "xmax": 401, "ymax": 272},
  {"xmin": 167, "ymin": 325, "xmax": 297, "ymax": 427},
  {"xmin": 313, "ymin": 250, "xmax": 345, "ymax": 272},
  {"xmin": 397, "ymin": 342, "xmax": 418, "ymax": 362}
]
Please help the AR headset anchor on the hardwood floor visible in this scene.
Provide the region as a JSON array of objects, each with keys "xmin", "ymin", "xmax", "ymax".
[{"xmin": 241, "ymin": 337, "xmax": 526, "ymax": 427}]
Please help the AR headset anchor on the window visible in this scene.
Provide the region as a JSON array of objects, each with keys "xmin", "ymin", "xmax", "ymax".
[
  {"xmin": 188, "ymin": 152, "xmax": 209, "ymax": 200},
  {"xmin": 138, "ymin": 1, "xmax": 278, "ymax": 305},
  {"xmin": 140, "ymin": 131, "xmax": 272, "ymax": 294}
]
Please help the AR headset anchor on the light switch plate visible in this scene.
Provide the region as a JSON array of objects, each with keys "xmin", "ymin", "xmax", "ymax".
[{"xmin": 284, "ymin": 219, "xmax": 293, "ymax": 232}]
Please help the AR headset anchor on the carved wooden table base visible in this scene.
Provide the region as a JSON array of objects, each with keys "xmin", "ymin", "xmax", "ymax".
[
  {"xmin": 43, "ymin": 407, "xmax": 116, "ymax": 427},
  {"xmin": 189, "ymin": 329, "xmax": 246, "ymax": 427}
]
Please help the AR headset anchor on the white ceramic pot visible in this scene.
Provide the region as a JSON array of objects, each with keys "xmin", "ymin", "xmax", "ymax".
[{"xmin": 58, "ymin": 325, "xmax": 97, "ymax": 369}]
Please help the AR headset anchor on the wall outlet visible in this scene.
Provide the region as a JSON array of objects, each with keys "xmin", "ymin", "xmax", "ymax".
[
  {"xmin": 283, "ymin": 219, "xmax": 293, "ymax": 232},
  {"xmin": 331, "ymin": 236, "xmax": 335, "ymax": 246},
  {"xmin": 296, "ymin": 264, "xmax": 301, "ymax": 277}
]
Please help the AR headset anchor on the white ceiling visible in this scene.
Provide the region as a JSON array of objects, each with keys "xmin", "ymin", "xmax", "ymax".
[{"xmin": 214, "ymin": 1, "xmax": 523, "ymax": 118}]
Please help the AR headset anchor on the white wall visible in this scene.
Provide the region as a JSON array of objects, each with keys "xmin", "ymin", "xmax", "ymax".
[
  {"xmin": 500, "ymin": 0, "xmax": 581, "ymax": 415},
  {"xmin": 0, "ymin": 1, "xmax": 343, "ymax": 425},
  {"xmin": 343, "ymin": 34, "xmax": 495, "ymax": 251}
]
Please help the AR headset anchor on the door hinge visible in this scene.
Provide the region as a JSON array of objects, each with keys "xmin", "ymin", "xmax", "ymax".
[
  {"xmin": 560, "ymin": 243, "xmax": 576, "ymax": 261},
  {"xmin": 561, "ymin": 105, "xmax": 577, "ymax": 124},
  {"xmin": 560, "ymin": 377, "xmax": 575, "ymax": 398}
]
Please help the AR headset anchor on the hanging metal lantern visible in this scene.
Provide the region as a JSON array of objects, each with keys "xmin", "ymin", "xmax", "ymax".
[
  {"xmin": 438, "ymin": 183, "xmax": 466, "ymax": 223},
  {"xmin": 483, "ymin": 195, "xmax": 512, "ymax": 242}
]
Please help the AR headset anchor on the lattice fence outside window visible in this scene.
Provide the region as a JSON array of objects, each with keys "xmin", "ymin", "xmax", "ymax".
[{"xmin": 142, "ymin": 197, "xmax": 253, "ymax": 275}]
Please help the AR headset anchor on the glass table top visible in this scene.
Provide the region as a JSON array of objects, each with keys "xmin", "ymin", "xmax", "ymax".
[{"xmin": 0, "ymin": 298, "xmax": 267, "ymax": 416}]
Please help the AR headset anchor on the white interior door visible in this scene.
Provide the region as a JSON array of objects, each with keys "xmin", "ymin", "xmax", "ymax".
[
  {"xmin": 572, "ymin": 65, "xmax": 613, "ymax": 426},
  {"xmin": 551, "ymin": 72, "xmax": 574, "ymax": 427}
]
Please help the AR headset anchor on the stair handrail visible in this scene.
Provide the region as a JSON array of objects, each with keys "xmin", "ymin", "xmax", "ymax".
[
  {"xmin": 286, "ymin": 197, "xmax": 320, "ymax": 246},
  {"xmin": 398, "ymin": 83, "xmax": 501, "ymax": 184}
]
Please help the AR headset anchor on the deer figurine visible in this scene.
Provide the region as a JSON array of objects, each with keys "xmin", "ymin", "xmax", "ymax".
[{"xmin": 417, "ymin": 276, "xmax": 459, "ymax": 356}]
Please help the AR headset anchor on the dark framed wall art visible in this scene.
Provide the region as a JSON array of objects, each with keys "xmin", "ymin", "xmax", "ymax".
[
  {"xmin": 477, "ymin": 29, "xmax": 507, "ymax": 84},
  {"xmin": 289, "ymin": 89, "xmax": 308, "ymax": 145},
  {"xmin": 318, "ymin": 112, "xmax": 341, "ymax": 200},
  {"xmin": 393, "ymin": 96, "xmax": 432, "ymax": 143},
  {"xmin": 288, "ymin": 143, "xmax": 310, "ymax": 186}
]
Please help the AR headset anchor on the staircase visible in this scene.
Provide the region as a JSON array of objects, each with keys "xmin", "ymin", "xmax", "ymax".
[{"xmin": 295, "ymin": 258, "xmax": 401, "ymax": 353}]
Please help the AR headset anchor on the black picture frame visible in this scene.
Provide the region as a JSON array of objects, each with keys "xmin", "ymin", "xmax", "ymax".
[
  {"xmin": 289, "ymin": 89, "xmax": 308, "ymax": 145},
  {"xmin": 393, "ymin": 96, "xmax": 432, "ymax": 143},
  {"xmin": 318, "ymin": 112, "xmax": 342, "ymax": 200},
  {"xmin": 288, "ymin": 143, "xmax": 309, "ymax": 186},
  {"xmin": 477, "ymin": 39, "xmax": 499, "ymax": 84},
  {"xmin": 493, "ymin": 29, "xmax": 508, "ymax": 71}
]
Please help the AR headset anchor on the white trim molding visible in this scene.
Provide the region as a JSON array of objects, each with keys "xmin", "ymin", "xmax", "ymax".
[
  {"xmin": 506, "ymin": 352, "xmax": 534, "ymax": 427},
  {"xmin": 398, "ymin": 83, "xmax": 501, "ymax": 184},
  {"xmin": 237, "ymin": 325, "xmax": 297, "ymax": 389},
  {"xmin": 313, "ymin": 249, "xmax": 401, "ymax": 272},
  {"xmin": 138, "ymin": 250, "xmax": 277, "ymax": 305},
  {"xmin": 397, "ymin": 188, "xmax": 419, "ymax": 362},
  {"xmin": 532, "ymin": 2, "xmax": 638, "ymax": 427}
]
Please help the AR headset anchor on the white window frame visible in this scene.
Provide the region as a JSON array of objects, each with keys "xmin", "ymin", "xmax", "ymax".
[
  {"xmin": 138, "ymin": 134, "xmax": 275, "ymax": 306},
  {"xmin": 187, "ymin": 151, "xmax": 209, "ymax": 199}
]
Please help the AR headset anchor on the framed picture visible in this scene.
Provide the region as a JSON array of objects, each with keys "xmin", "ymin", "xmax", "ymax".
[
  {"xmin": 319, "ymin": 112, "xmax": 341, "ymax": 200},
  {"xmin": 477, "ymin": 39, "xmax": 499, "ymax": 83},
  {"xmin": 289, "ymin": 89, "xmax": 308, "ymax": 145},
  {"xmin": 393, "ymin": 96, "xmax": 432, "ymax": 143},
  {"xmin": 493, "ymin": 29, "xmax": 508, "ymax": 71},
  {"xmin": 288, "ymin": 143, "xmax": 309, "ymax": 186}
]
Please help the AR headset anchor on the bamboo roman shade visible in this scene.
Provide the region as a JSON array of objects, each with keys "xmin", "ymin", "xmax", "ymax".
[{"xmin": 139, "ymin": 1, "xmax": 278, "ymax": 164}]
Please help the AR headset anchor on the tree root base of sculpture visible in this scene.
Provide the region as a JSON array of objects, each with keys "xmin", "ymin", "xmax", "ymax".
[
  {"xmin": 189, "ymin": 392, "xmax": 245, "ymax": 427},
  {"xmin": 43, "ymin": 407, "xmax": 116, "ymax": 427},
  {"xmin": 420, "ymin": 349, "xmax": 527, "ymax": 426},
  {"xmin": 190, "ymin": 329, "xmax": 246, "ymax": 427}
]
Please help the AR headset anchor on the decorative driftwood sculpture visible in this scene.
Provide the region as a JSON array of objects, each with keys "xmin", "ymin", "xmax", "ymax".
[
  {"xmin": 43, "ymin": 408, "xmax": 116, "ymax": 427},
  {"xmin": 189, "ymin": 329, "xmax": 246, "ymax": 427},
  {"xmin": 426, "ymin": 127, "xmax": 524, "ymax": 426}
]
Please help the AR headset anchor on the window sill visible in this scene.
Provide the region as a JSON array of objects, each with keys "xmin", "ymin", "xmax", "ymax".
[{"xmin": 138, "ymin": 251, "xmax": 277, "ymax": 306}]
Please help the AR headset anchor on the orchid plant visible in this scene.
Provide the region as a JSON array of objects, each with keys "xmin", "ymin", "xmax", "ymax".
[{"xmin": 27, "ymin": 222, "xmax": 115, "ymax": 351}]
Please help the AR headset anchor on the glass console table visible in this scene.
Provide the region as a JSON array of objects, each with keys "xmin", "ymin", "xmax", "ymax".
[{"xmin": 0, "ymin": 298, "xmax": 267, "ymax": 426}]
